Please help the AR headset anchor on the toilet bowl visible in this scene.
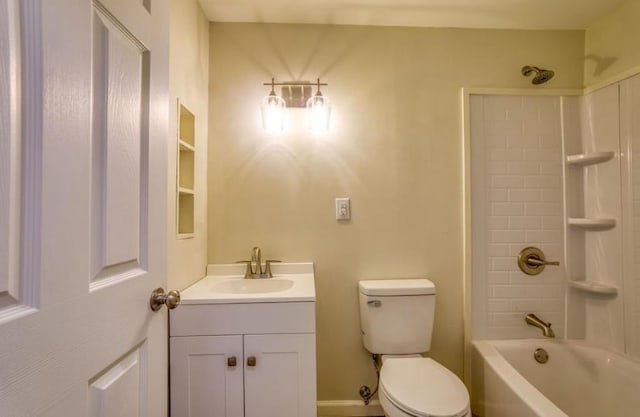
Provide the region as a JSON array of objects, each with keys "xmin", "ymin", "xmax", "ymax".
[
  {"xmin": 357, "ymin": 279, "xmax": 471, "ymax": 417},
  {"xmin": 378, "ymin": 357, "xmax": 470, "ymax": 417}
]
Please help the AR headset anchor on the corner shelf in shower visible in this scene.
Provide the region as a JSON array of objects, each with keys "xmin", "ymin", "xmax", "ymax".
[
  {"xmin": 568, "ymin": 280, "xmax": 618, "ymax": 296},
  {"xmin": 566, "ymin": 151, "xmax": 615, "ymax": 167},
  {"xmin": 568, "ymin": 218, "xmax": 616, "ymax": 230}
]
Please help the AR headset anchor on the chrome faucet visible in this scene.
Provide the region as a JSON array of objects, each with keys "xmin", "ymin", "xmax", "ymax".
[
  {"xmin": 251, "ymin": 246, "xmax": 262, "ymax": 275},
  {"xmin": 237, "ymin": 247, "xmax": 280, "ymax": 279},
  {"xmin": 525, "ymin": 313, "xmax": 555, "ymax": 338}
]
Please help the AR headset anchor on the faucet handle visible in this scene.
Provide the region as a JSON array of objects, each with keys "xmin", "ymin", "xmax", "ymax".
[
  {"xmin": 235, "ymin": 260, "xmax": 254, "ymax": 278},
  {"xmin": 265, "ymin": 260, "xmax": 281, "ymax": 278}
]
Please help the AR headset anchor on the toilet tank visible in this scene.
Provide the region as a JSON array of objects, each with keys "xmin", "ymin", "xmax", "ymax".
[{"xmin": 358, "ymin": 279, "xmax": 436, "ymax": 354}]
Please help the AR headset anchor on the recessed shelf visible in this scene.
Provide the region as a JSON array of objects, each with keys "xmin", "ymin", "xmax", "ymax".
[
  {"xmin": 566, "ymin": 151, "xmax": 615, "ymax": 167},
  {"xmin": 178, "ymin": 193, "xmax": 194, "ymax": 235},
  {"xmin": 568, "ymin": 280, "xmax": 618, "ymax": 296},
  {"xmin": 177, "ymin": 101, "xmax": 196, "ymax": 237},
  {"xmin": 568, "ymin": 218, "xmax": 616, "ymax": 230},
  {"xmin": 179, "ymin": 105, "xmax": 195, "ymax": 147},
  {"xmin": 179, "ymin": 140, "xmax": 195, "ymax": 152}
]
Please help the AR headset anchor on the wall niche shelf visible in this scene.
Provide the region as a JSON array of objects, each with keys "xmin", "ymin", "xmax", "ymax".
[
  {"xmin": 179, "ymin": 140, "xmax": 195, "ymax": 152},
  {"xmin": 568, "ymin": 218, "xmax": 616, "ymax": 230},
  {"xmin": 178, "ymin": 187, "xmax": 194, "ymax": 195},
  {"xmin": 566, "ymin": 151, "xmax": 615, "ymax": 167},
  {"xmin": 568, "ymin": 280, "xmax": 618, "ymax": 296},
  {"xmin": 177, "ymin": 101, "xmax": 196, "ymax": 239}
]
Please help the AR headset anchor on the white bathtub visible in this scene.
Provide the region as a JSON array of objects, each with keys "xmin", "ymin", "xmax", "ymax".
[{"xmin": 471, "ymin": 339, "xmax": 640, "ymax": 417}]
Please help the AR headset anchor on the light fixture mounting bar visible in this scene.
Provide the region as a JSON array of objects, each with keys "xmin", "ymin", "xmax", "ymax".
[{"xmin": 263, "ymin": 81, "xmax": 328, "ymax": 87}]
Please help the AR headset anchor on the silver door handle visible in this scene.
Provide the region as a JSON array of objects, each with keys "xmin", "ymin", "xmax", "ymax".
[{"xmin": 149, "ymin": 288, "xmax": 181, "ymax": 311}]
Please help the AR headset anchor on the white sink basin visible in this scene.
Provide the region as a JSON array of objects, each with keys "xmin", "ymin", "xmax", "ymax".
[
  {"xmin": 212, "ymin": 278, "xmax": 295, "ymax": 294},
  {"xmin": 179, "ymin": 263, "xmax": 315, "ymax": 304}
]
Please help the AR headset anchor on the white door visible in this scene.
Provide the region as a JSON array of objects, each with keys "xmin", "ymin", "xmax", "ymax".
[{"xmin": 0, "ymin": 0, "xmax": 170, "ymax": 416}]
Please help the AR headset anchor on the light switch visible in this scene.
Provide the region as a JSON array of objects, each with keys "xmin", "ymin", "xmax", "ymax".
[{"xmin": 335, "ymin": 198, "xmax": 350, "ymax": 220}]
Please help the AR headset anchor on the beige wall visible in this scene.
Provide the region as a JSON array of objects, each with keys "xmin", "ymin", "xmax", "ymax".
[
  {"xmin": 585, "ymin": 0, "xmax": 640, "ymax": 87},
  {"xmin": 167, "ymin": 0, "xmax": 210, "ymax": 291},
  {"xmin": 207, "ymin": 23, "xmax": 584, "ymax": 401}
]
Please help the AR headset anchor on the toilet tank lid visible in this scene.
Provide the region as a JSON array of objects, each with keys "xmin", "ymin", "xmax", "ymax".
[{"xmin": 359, "ymin": 279, "xmax": 435, "ymax": 296}]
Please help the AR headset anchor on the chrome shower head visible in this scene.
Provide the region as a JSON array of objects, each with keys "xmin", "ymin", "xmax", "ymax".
[{"xmin": 521, "ymin": 65, "xmax": 555, "ymax": 85}]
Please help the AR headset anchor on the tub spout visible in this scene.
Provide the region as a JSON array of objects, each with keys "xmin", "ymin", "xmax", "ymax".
[{"xmin": 525, "ymin": 313, "xmax": 555, "ymax": 338}]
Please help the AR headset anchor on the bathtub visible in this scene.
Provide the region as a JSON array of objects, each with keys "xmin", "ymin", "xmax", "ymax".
[{"xmin": 471, "ymin": 339, "xmax": 640, "ymax": 417}]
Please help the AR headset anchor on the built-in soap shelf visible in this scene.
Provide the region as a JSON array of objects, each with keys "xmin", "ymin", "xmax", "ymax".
[
  {"xmin": 568, "ymin": 218, "xmax": 616, "ymax": 230},
  {"xmin": 568, "ymin": 280, "xmax": 618, "ymax": 296},
  {"xmin": 566, "ymin": 151, "xmax": 615, "ymax": 167}
]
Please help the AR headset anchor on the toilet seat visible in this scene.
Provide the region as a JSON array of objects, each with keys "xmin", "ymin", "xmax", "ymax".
[{"xmin": 379, "ymin": 357, "xmax": 470, "ymax": 417}]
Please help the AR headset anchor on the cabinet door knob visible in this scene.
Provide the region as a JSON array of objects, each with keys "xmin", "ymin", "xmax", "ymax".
[
  {"xmin": 247, "ymin": 356, "xmax": 257, "ymax": 367},
  {"xmin": 227, "ymin": 356, "xmax": 237, "ymax": 367}
]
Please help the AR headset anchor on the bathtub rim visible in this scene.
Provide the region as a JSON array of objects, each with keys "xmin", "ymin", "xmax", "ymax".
[{"xmin": 471, "ymin": 339, "xmax": 568, "ymax": 417}]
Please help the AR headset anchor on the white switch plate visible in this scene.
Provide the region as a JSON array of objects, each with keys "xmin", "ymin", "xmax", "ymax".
[{"xmin": 335, "ymin": 198, "xmax": 350, "ymax": 220}]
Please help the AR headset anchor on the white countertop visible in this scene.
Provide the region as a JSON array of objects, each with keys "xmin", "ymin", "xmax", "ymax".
[{"xmin": 180, "ymin": 262, "xmax": 316, "ymax": 304}]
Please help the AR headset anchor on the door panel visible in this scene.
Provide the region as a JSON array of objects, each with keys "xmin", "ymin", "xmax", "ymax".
[
  {"xmin": 0, "ymin": 0, "xmax": 20, "ymax": 308},
  {"xmin": 89, "ymin": 343, "xmax": 147, "ymax": 417},
  {"xmin": 0, "ymin": 0, "xmax": 169, "ymax": 415},
  {"xmin": 90, "ymin": 6, "xmax": 148, "ymax": 285},
  {"xmin": 244, "ymin": 333, "xmax": 317, "ymax": 417},
  {"xmin": 170, "ymin": 335, "xmax": 244, "ymax": 417}
]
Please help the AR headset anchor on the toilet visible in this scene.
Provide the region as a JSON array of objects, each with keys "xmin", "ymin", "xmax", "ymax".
[{"xmin": 358, "ymin": 279, "xmax": 471, "ymax": 417}]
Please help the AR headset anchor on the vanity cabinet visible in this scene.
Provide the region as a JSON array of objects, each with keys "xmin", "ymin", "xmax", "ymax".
[
  {"xmin": 170, "ymin": 299, "xmax": 317, "ymax": 417},
  {"xmin": 170, "ymin": 335, "xmax": 244, "ymax": 417}
]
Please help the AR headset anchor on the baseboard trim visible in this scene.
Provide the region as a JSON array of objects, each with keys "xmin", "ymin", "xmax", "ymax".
[{"xmin": 317, "ymin": 400, "xmax": 384, "ymax": 417}]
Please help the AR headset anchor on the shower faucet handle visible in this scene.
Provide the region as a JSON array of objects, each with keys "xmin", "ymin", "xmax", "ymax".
[
  {"xmin": 526, "ymin": 258, "xmax": 560, "ymax": 267},
  {"xmin": 517, "ymin": 247, "xmax": 560, "ymax": 276}
]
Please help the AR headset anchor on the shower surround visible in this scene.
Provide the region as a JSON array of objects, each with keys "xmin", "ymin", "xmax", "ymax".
[
  {"xmin": 467, "ymin": 72, "xmax": 640, "ymax": 415},
  {"xmin": 470, "ymin": 94, "xmax": 566, "ymax": 340}
]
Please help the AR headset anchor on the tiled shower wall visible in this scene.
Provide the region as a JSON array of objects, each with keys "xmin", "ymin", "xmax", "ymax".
[{"xmin": 470, "ymin": 95, "xmax": 566, "ymax": 339}]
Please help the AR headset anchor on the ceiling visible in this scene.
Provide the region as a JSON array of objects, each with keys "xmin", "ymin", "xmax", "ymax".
[{"xmin": 198, "ymin": 0, "xmax": 626, "ymax": 30}]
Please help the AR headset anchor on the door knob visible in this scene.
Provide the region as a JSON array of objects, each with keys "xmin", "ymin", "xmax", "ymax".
[
  {"xmin": 247, "ymin": 356, "xmax": 257, "ymax": 367},
  {"xmin": 149, "ymin": 288, "xmax": 181, "ymax": 311},
  {"xmin": 228, "ymin": 356, "xmax": 237, "ymax": 367}
]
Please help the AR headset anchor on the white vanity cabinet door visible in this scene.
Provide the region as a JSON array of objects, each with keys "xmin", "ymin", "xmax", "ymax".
[
  {"xmin": 171, "ymin": 335, "xmax": 244, "ymax": 417},
  {"xmin": 244, "ymin": 333, "xmax": 317, "ymax": 417}
]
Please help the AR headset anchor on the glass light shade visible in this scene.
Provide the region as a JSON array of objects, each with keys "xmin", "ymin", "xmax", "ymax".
[
  {"xmin": 306, "ymin": 94, "xmax": 331, "ymax": 132},
  {"xmin": 261, "ymin": 93, "xmax": 286, "ymax": 133}
]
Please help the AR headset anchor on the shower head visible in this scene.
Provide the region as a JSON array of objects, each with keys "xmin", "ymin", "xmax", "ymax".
[{"xmin": 521, "ymin": 65, "xmax": 555, "ymax": 85}]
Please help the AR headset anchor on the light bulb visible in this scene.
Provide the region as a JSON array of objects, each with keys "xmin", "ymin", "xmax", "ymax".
[
  {"xmin": 261, "ymin": 92, "xmax": 286, "ymax": 133},
  {"xmin": 306, "ymin": 93, "xmax": 331, "ymax": 133}
]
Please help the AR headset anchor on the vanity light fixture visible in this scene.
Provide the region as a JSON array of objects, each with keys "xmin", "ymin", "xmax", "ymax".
[
  {"xmin": 260, "ymin": 78, "xmax": 287, "ymax": 133},
  {"xmin": 307, "ymin": 79, "xmax": 331, "ymax": 133},
  {"xmin": 261, "ymin": 78, "xmax": 331, "ymax": 133}
]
